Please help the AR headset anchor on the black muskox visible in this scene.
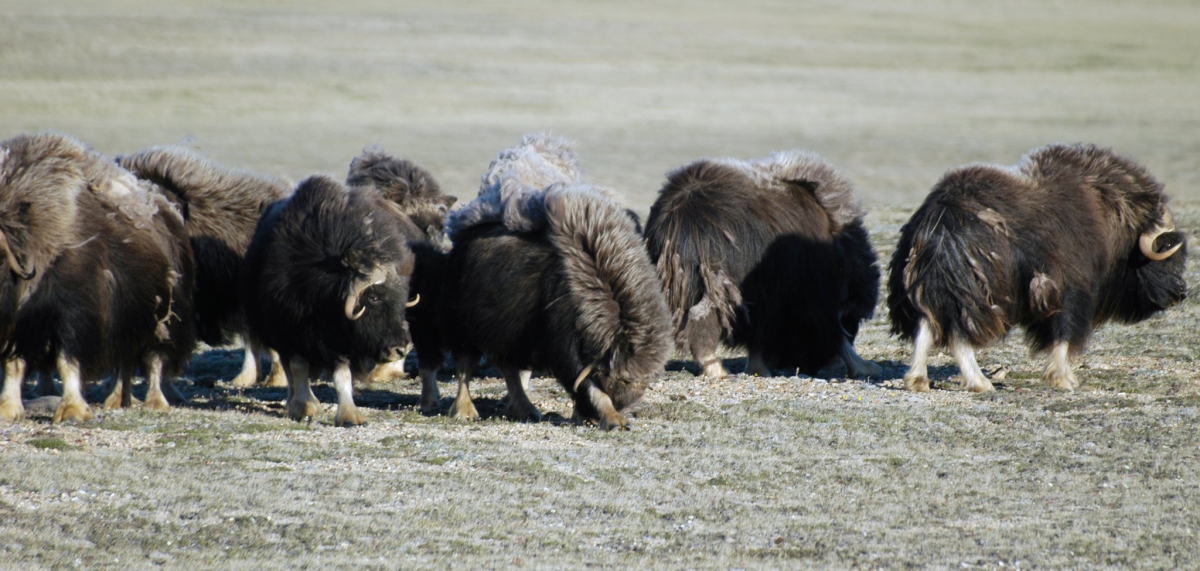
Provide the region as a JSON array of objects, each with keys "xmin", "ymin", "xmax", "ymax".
[
  {"xmin": 888, "ymin": 143, "xmax": 1187, "ymax": 392},
  {"xmin": 117, "ymin": 147, "xmax": 292, "ymax": 389},
  {"xmin": 0, "ymin": 133, "xmax": 196, "ymax": 422},
  {"xmin": 644, "ymin": 151, "xmax": 881, "ymax": 379},
  {"xmin": 439, "ymin": 134, "xmax": 671, "ymax": 429},
  {"xmin": 239, "ymin": 175, "xmax": 418, "ymax": 426}
]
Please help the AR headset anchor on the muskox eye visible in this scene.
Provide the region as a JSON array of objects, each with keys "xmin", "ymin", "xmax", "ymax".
[{"xmin": 365, "ymin": 292, "xmax": 382, "ymax": 306}]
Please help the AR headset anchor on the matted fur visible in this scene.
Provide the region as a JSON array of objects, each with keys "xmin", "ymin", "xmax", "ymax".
[
  {"xmin": 346, "ymin": 145, "xmax": 456, "ymax": 247},
  {"xmin": 543, "ymin": 184, "xmax": 671, "ymax": 407},
  {"xmin": 446, "ymin": 133, "xmax": 584, "ymax": 239},
  {"xmin": 887, "ymin": 143, "xmax": 1187, "ymax": 353},
  {"xmin": 645, "ymin": 152, "xmax": 878, "ymax": 374}
]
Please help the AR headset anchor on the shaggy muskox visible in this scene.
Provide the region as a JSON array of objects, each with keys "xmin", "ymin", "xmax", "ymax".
[
  {"xmin": 439, "ymin": 134, "xmax": 671, "ymax": 429},
  {"xmin": 344, "ymin": 146, "xmax": 456, "ymax": 412},
  {"xmin": 239, "ymin": 175, "xmax": 417, "ymax": 426},
  {"xmin": 0, "ymin": 132, "xmax": 196, "ymax": 422},
  {"xmin": 644, "ymin": 151, "xmax": 881, "ymax": 379},
  {"xmin": 888, "ymin": 143, "xmax": 1187, "ymax": 392},
  {"xmin": 117, "ymin": 147, "xmax": 292, "ymax": 388}
]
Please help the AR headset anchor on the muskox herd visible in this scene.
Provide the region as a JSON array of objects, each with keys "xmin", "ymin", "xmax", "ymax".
[{"xmin": 0, "ymin": 132, "xmax": 1187, "ymax": 428}]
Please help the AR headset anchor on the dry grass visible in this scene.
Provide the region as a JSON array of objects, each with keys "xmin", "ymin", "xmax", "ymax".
[{"xmin": 2, "ymin": 1, "xmax": 1200, "ymax": 568}]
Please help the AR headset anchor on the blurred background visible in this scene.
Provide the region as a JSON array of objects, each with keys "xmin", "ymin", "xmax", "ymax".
[{"xmin": 3, "ymin": 0, "xmax": 1197, "ymax": 214}]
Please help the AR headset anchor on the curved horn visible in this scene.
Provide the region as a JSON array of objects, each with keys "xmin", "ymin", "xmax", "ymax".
[
  {"xmin": 572, "ymin": 363, "xmax": 596, "ymax": 392},
  {"xmin": 1139, "ymin": 209, "xmax": 1182, "ymax": 262},
  {"xmin": 405, "ymin": 293, "xmax": 420, "ymax": 308},
  {"xmin": 0, "ymin": 232, "xmax": 34, "ymax": 280},
  {"xmin": 344, "ymin": 266, "xmax": 388, "ymax": 321}
]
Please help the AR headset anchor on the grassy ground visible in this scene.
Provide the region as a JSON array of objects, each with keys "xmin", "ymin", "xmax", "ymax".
[{"xmin": 2, "ymin": 1, "xmax": 1200, "ymax": 569}]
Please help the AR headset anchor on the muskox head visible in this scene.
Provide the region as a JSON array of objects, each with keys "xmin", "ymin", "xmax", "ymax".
[
  {"xmin": 341, "ymin": 250, "xmax": 418, "ymax": 363},
  {"xmin": 1124, "ymin": 205, "xmax": 1188, "ymax": 320}
]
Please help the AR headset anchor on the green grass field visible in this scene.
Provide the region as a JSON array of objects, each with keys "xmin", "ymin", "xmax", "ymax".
[{"xmin": 2, "ymin": 1, "xmax": 1199, "ymax": 568}]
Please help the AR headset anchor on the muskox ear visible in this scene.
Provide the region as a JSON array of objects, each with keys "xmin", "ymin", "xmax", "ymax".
[
  {"xmin": 440, "ymin": 195, "xmax": 457, "ymax": 209},
  {"xmin": 785, "ymin": 178, "xmax": 821, "ymax": 200}
]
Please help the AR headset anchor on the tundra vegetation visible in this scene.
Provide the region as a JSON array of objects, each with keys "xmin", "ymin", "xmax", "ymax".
[{"xmin": 1, "ymin": 0, "xmax": 1199, "ymax": 568}]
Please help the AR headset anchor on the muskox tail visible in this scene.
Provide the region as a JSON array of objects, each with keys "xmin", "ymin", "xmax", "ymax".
[
  {"xmin": 543, "ymin": 184, "xmax": 672, "ymax": 410},
  {"xmin": 887, "ymin": 199, "xmax": 1012, "ymax": 348}
]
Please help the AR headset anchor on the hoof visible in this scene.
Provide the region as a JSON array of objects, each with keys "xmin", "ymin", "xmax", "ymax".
[
  {"xmin": 53, "ymin": 399, "xmax": 94, "ymax": 423},
  {"xmin": 263, "ymin": 363, "xmax": 289, "ymax": 389},
  {"xmin": 847, "ymin": 360, "xmax": 883, "ymax": 380},
  {"xmin": 230, "ymin": 369, "xmax": 257, "ymax": 389},
  {"xmin": 904, "ymin": 374, "xmax": 932, "ymax": 392},
  {"xmin": 961, "ymin": 378, "xmax": 996, "ymax": 393},
  {"xmin": 103, "ymin": 387, "xmax": 125, "ymax": 410},
  {"xmin": 334, "ymin": 405, "xmax": 365, "ymax": 427},
  {"xmin": 701, "ymin": 362, "xmax": 729, "ymax": 379},
  {"xmin": 287, "ymin": 397, "xmax": 321, "ymax": 422},
  {"xmin": 367, "ymin": 361, "xmax": 407, "ymax": 384},
  {"xmin": 0, "ymin": 398, "xmax": 24, "ymax": 422},
  {"xmin": 448, "ymin": 399, "xmax": 479, "ymax": 421},
  {"xmin": 1044, "ymin": 370, "xmax": 1078, "ymax": 391},
  {"xmin": 419, "ymin": 393, "xmax": 441, "ymax": 415},
  {"xmin": 505, "ymin": 402, "xmax": 542, "ymax": 423},
  {"xmin": 598, "ymin": 411, "xmax": 630, "ymax": 431},
  {"xmin": 144, "ymin": 394, "xmax": 171, "ymax": 412}
]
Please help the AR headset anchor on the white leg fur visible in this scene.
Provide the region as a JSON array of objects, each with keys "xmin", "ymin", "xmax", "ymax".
[
  {"xmin": 285, "ymin": 356, "xmax": 320, "ymax": 422},
  {"xmin": 1043, "ymin": 341, "xmax": 1077, "ymax": 390},
  {"xmin": 903, "ymin": 319, "xmax": 934, "ymax": 392},
  {"xmin": 951, "ymin": 336, "xmax": 993, "ymax": 392},
  {"xmin": 447, "ymin": 355, "xmax": 479, "ymax": 421},
  {"xmin": 418, "ymin": 367, "xmax": 441, "ymax": 414},
  {"xmin": 230, "ymin": 336, "xmax": 259, "ymax": 388},
  {"xmin": 0, "ymin": 357, "xmax": 26, "ymax": 421},
  {"xmin": 519, "ymin": 369, "xmax": 532, "ymax": 393},
  {"xmin": 501, "ymin": 366, "xmax": 540, "ymax": 422},
  {"xmin": 366, "ymin": 359, "xmax": 407, "ymax": 384},
  {"xmin": 144, "ymin": 354, "xmax": 171, "ymax": 411},
  {"xmin": 263, "ymin": 348, "xmax": 288, "ymax": 388},
  {"xmin": 332, "ymin": 360, "xmax": 363, "ymax": 427},
  {"xmin": 54, "ymin": 355, "xmax": 93, "ymax": 423},
  {"xmin": 698, "ymin": 352, "xmax": 728, "ymax": 378},
  {"xmin": 841, "ymin": 337, "xmax": 882, "ymax": 379},
  {"xmin": 584, "ymin": 382, "xmax": 627, "ymax": 431}
]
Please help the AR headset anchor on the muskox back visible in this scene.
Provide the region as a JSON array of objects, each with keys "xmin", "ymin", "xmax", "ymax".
[
  {"xmin": 644, "ymin": 151, "xmax": 880, "ymax": 377},
  {"xmin": 888, "ymin": 143, "xmax": 1186, "ymax": 393}
]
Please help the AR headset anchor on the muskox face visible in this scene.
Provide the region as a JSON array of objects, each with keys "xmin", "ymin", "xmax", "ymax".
[
  {"xmin": 342, "ymin": 255, "xmax": 417, "ymax": 364},
  {"xmin": 1124, "ymin": 208, "xmax": 1188, "ymax": 320}
]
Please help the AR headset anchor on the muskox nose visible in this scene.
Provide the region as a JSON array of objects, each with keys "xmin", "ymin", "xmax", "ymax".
[{"xmin": 381, "ymin": 343, "xmax": 411, "ymax": 363}]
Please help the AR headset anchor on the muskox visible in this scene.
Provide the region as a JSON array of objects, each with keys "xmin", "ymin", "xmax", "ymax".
[
  {"xmin": 644, "ymin": 151, "xmax": 881, "ymax": 379},
  {"xmin": 344, "ymin": 145, "xmax": 456, "ymax": 410},
  {"xmin": 439, "ymin": 134, "xmax": 671, "ymax": 429},
  {"xmin": 239, "ymin": 175, "xmax": 417, "ymax": 426},
  {"xmin": 0, "ymin": 132, "xmax": 196, "ymax": 422},
  {"xmin": 888, "ymin": 143, "xmax": 1187, "ymax": 392},
  {"xmin": 117, "ymin": 147, "xmax": 292, "ymax": 388}
]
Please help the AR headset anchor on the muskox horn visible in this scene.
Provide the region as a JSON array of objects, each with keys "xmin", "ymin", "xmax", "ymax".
[
  {"xmin": 0, "ymin": 232, "xmax": 34, "ymax": 280},
  {"xmin": 344, "ymin": 266, "xmax": 388, "ymax": 321},
  {"xmin": 405, "ymin": 293, "xmax": 420, "ymax": 308},
  {"xmin": 572, "ymin": 363, "xmax": 596, "ymax": 392},
  {"xmin": 1139, "ymin": 209, "xmax": 1183, "ymax": 262}
]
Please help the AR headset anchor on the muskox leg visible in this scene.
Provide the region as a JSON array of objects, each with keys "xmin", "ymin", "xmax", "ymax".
[
  {"xmin": 572, "ymin": 379, "xmax": 628, "ymax": 431},
  {"xmin": 332, "ymin": 359, "xmax": 364, "ymax": 427},
  {"xmin": 745, "ymin": 349, "xmax": 772, "ymax": 377},
  {"xmin": 501, "ymin": 365, "xmax": 541, "ymax": 423},
  {"xmin": 143, "ymin": 354, "xmax": 171, "ymax": 411},
  {"xmin": 447, "ymin": 354, "xmax": 479, "ymax": 421},
  {"xmin": 53, "ymin": 355, "xmax": 94, "ymax": 423},
  {"xmin": 1043, "ymin": 340, "xmax": 1078, "ymax": 390},
  {"xmin": 0, "ymin": 357, "xmax": 27, "ymax": 421},
  {"xmin": 687, "ymin": 302, "xmax": 729, "ymax": 378},
  {"xmin": 263, "ymin": 348, "xmax": 288, "ymax": 388},
  {"xmin": 34, "ymin": 371, "xmax": 60, "ymax": 397},
  {"xmin": 103, "ymin": 366, "xmax": 137, "ymax": 410},
  {"xmin": 950, "ymin": 336, "xmax": 993, "ymax": 393},
  {"xmin": 418, "ymin": 366, "xmax": 441, "ymax": 415},
  {"xmin": 841, "ymin": 337, "xmax": 882, "ymax": 380},
  {"xmin": 230, "ymin": 335, "xmax": 259, "ymax": 389},
  {"xmin": 366, "ymin": 359, "xmax": 407, "ymax": 384},
  {"xmin": 903, "ymin": 318, "xmax": 935, "ymax": 392},
  {"xmin": 285, "ymin": 356, "xmax": 321, "ymax": 422}
]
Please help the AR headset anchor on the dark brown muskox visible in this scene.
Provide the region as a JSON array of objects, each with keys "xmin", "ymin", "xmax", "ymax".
[
  {"xmin": 438, "ymin": 134, "xmax": 670, "ymax": 429},
  {"xmin": 239, "ymin": 175, "xmax": 417, "ymax": 426},
  {"xmin": 644, "ymin": 151, "xmax": 881, "ymax": 379},
  {"xmin": 0, "ymin": 132, "xmax": 196, "ymax": 422},
  {"xmin": 117, "ymin": 147, "xmax": 292, "ymax": 389},
  {"xmin": 888, "ymin": 143, "xmax": 1187, "ymax": 392},
  {"xmin": 344, "ymin": 145, "xmax": 456, "ymax": 410}
]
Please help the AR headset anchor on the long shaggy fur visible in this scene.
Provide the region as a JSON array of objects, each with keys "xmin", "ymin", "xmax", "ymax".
[
  {"xmin": 117, "ymin": 146, "xmax": 292, "ymax": 345},
  {"xmin": 240, "ymin": 175, "xmax": 415, "ymax": 369},
  {"xmin": 887, "ymin": 143, "xmax": 1187, "ymax": 353},
  {"xmin": 0, "ymin": 132, "xmax": 195, "ymax": 377},
  {"xmin": 644, "ymin": 151, "xmax": 879, "ymax": 374}
]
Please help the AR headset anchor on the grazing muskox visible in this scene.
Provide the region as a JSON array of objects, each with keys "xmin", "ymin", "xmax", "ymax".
[
  {"xmin": 344, "ymin": 146, "xmax": 456, "ymax": 410},
  {"xmin": 239, "ymin": 175, "xmax": 418, "ymax": 426},
  {"xmin": 644, "ymin": 151, "xmax": 881, "ymax": 379},
  {"xmin": 888, "ymin": 143, "xmax": 1187, "ymax": 392},
  {"xmin": 117, "ymin": 147, "xmax": 292, "ymax": 388},
  {"xmin": 0, "ymin": 132, "xmax": 196, "ymax": 422},
  {"xmin": 439, "ymin": 134, "xmax": 671, "ymax": 429}
]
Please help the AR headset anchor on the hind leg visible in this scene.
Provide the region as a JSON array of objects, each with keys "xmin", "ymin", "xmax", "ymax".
[
  {"xmin": 841, "ymin": 337, "xmax": 882, "ymax": 379},
  {"xmin": 903, "ymin": 318, "xmax": 935, "ymax": 392},
  {"xmin": 0, "ymin": 358, "xmax": 27, "ymax": 421},
  {"xmin": 53, "ymin": 355, "xmax": 94, "ymax": 423},
  {"xmin": 285, "ymin": 356, "xmax": 320, "ymax": 422},
  {"xmin": 1043, "ymin": 340, "xmax": 1077, "ymax": 390},
  {"xmin": 501, "ymin": 365, "xmax": 540, "ymax": 422},
  {"xmin": 951, "ymin": 336, "xmax": 993, "ymax": 392},
  {"xmin": 332, "ymin": 359, "xmax": 364, "ymax": 427},
  {"xmin": 262, "ymin": 348, "xmax": 288, "ymax": 388},
  {"xmin": 688, "ymin": 311, "xmax": 728, "ymax": 378},
  {"xmin": 417, "ymin": 349, "xmax": 444, "ymax": 415},
  {"xmin": 143, "ymin": 354, "xmax": 173, "ymax": 411},
  {"xmin": 103, "ymin": 366, "xmax": 137, "ymax": 410},
  {"xmin": 230, "ymin": 335, "xmax": 259, "ymax": 389},
  {"xmin": 447, "ymin": 354, "xmax": 479, "ymax": 420}
]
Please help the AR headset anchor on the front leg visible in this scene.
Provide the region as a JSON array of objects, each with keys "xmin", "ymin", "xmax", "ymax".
[
  {"xmin": 0, "ymin": 357, "xmax": 27, "ymax": 421},
  {"xmin": 950, "ymin": 336, "xmax": 993, "ymax": 393},
  {"xmin": 284, "ymin": 356, "xmax": 321, "ymax": 422},
  {"xmin": 53, "ymin": 355, "xmax": 94, "ymax": 423},
  {"xmin": 143, "ymin": 354, "xmax": 173, "ymax": 411},
  {"xmin": 447, "ymin": 354, "xmax": 479, "ymax": 421},
  {"xmin": 574, "ymin": 379, "xmax": 628, "ymax": 431},
  {"xmin": 501, "ymin": 365, "xmax": 541, "ymax": 422},
  {"xmin": 1043, "ymin": 340, "xmax": 1078, "ymax": 390},
  {"xmin": 332, "ymin": 360, "xmax": 364, "ymax": 427}
]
